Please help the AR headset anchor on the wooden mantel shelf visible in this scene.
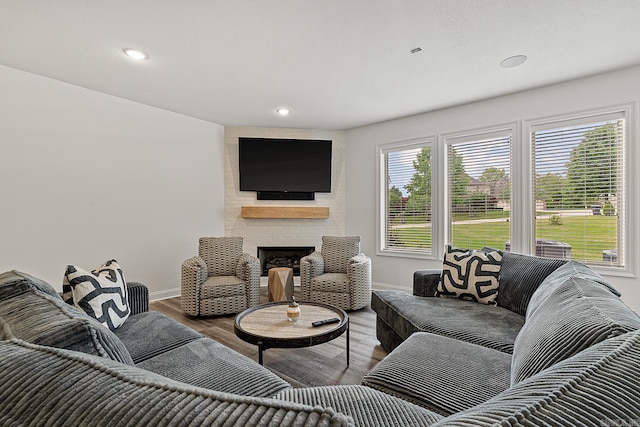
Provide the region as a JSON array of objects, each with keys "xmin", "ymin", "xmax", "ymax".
[{"xmin": 241, "ymin": 206, "xmax": 330, "ymax": 219}]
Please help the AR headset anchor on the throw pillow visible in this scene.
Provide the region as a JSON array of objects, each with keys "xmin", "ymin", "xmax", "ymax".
[
  {"xmin": 437, "ymin": 245, "xmax": 503, "ymax": 305},
  {"xmin": 63, "ymin": 259, "xmax": 130, "ymax": 330}
]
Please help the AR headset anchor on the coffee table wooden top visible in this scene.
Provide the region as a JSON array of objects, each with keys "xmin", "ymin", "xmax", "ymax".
[{"xmin": 234, "ymin": 301, "xmax": 348, "ymax": 348}]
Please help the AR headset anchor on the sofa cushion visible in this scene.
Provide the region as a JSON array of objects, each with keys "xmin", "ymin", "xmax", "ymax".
[
  {"xmin": 495, "ymin": 252, "xmax": 566, "ymax": 315},
  {"xmin": 0, "ymin": 277, "xmax": 133, "ymax": 364},
  {"xmin": 0, "ymin": 270, "xmax": 62, "ymax": 300},
  {"xmin": 431, "ymin": 330, "xmax": 640, "ymax": 426},
  {"xmin": 527, "ymin": 261, "xmax": 621, "ymax": 318},
  {"xmin": 63, "ymin": 259, "xmax": 130, "ymax": 330},
  {"xmin": 137, "ymin": 337, "xmax": 291, "ymax": 398},
  {"xmin": 276, "ymin": 384, "xmax": 443, "ymax": 427},
  {"xmin": 113, "ymin": 310, "xmax": 203, "ymax": 363},
  {"xmin": 372, "ymin": 290, "xmax": 524, "ymax": 354},
  {"xmin": 511, "ymin": 265, "xmax": 640, "ymax": 384},
  {"xmin": 321, "ymin": 236, "xmax": 360, "ymax": 273},
  {"xmin": 437, "ymin": 245, "xmax": 502, "ymax": 305},
  {"xmin": 0, "ymin": 339, "xmax": 352, "ymax": 427},
  {"xmin": 362, "ymin": 332, "xmax": 511, "ymax": 415}
]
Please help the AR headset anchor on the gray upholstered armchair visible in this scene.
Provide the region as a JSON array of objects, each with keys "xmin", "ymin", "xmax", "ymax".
[
  {"xmin": 181, "ymin": 236, "xmax": 260, "ymax": 316},
  {"xmin": 299, "ymin": 236, "xmax": 372, "ymax": 311}
]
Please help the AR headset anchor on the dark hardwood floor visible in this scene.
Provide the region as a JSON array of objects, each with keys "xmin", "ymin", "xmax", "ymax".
[{"xmin": 150, "ymin": 288, "xmax": 388, "ymax": 388}]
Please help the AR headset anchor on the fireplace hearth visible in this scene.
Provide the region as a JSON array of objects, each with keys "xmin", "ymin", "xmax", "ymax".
[{"xmin": 257, "ymin": 246, "xmax": 315, "ymax": 276}]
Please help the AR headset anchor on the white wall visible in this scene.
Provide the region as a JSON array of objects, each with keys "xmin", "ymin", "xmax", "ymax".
[
  {"xmin": 224, "ymin": 127, "xmax": 346, "ymax": 266},
  {"xmin": 346, "ymin": 65, "xmax": 640, "ymax": 312},
  {"xmin": 0, "ymin": 65, "xmax": 225, "ymax": 299}
]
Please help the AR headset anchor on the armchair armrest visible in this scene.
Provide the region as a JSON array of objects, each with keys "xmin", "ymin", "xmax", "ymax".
[
  {"xmin": 235, "ymin": 253, "xmax": 260, "ymax": 281},
  {"xmin": 126, "ymin": 282, "xmax": 149, "ymax": 315},
  {"xmin": 181, "ymin": 256, "xmax": 208, "ymax": 316},
  {"xmin": 348, "ymin": 253, "xmax": 371, "ymax": 278},
  {"xmin": 348, "ymin": 253, "xmax": 372, "ymax": 310},
  {"xmin": 413, "ymin": 269, "xmax": 441, "ymax": 297},
  {"xmin": 236, "ymin": 253, "xmax": 261, "ymax": 307},
  {"xmin": 301, "ymin": 251, "xmax": 325, "ymax": 277},
  {"xmin": 299, "ymin": 251, "xmax": 325, "ymax": 300}
]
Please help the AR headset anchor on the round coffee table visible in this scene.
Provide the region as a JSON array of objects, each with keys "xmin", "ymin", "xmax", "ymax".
[{"xmin": 234, "ymin": 301, "xmax": 349, "ymax": 366}]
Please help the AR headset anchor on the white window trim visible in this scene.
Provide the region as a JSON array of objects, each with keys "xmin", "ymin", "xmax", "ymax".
[
  {"xmin": 523, "ymin": 103, "xmax": 636, "ymax": 278},
  {"xmin": 376, "ymin": 136, "xmax": 436, "ymax": 259},
  {"xmin": 375, "ymin": 104, "xmax": 636, "ymax": 281},
  {"xmin": 439, "ymin": 123, "xmax": 518, "ymax": 253}
]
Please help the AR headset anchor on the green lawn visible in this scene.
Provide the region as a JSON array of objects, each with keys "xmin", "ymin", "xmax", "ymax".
[{"xmin": 390, "ymin": 214, "xmax": 618, "ymax": 262}]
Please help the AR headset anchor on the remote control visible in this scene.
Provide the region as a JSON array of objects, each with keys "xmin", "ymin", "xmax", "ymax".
[{"xmin": 312, "ymin": 318, "xmax": 340, "ymax": 327}]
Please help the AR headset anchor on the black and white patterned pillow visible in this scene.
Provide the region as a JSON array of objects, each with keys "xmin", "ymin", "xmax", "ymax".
[
  {"xmin": 436, "ymin": 245, "xmax": 503, "ymax": 305},
  {"xmin": 63, "ymin": 259, "xmax": 130, "ymax": 330}
]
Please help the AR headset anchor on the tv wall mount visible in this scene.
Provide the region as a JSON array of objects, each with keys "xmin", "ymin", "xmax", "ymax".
[{"xmin": 257, "ymin": 191, "xmax": 315, "ymax": 201}]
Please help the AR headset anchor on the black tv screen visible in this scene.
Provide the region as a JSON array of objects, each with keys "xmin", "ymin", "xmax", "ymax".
[{"xmin": 239, "ymin": 137, "xmax": 332, "ymax": 193}]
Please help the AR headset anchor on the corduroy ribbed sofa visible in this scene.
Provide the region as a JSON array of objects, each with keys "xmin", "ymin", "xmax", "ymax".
[
  {"xmin": 4, "ymin": 256, "xmax": 640, "ymax": 427},
  {"xmin": 366, "ymin": 252, "xmax": 640, "ymax": 424},
  {"xmin": 0, "ymin": 270, "xmax": 439, "ymax": 427}
]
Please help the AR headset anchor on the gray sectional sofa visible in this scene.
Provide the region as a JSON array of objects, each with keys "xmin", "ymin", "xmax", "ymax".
[
  {"xmin": 2, "ymin": 251, "xmax": 640, "ymax": 426},
  {"xmin": 0, "ymin": 270, "xmax": 437, "ymax": 426},
  {"xmin": 369, "ymin": 253, "xmax": 640, "ymax": 424}
]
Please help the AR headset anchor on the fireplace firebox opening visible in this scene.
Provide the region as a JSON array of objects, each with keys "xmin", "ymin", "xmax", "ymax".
[{"xmin": 257, "ymin": 246, "xmax": 315, "ymax": 277}]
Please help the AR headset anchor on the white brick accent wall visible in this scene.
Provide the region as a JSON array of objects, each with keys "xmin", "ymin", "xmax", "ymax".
[{"xmin": 225, "ymin": 127, "xmax": 346, "ymax": 259}]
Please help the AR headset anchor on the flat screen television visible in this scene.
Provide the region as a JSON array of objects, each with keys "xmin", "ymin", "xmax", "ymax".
[{"xmin": 239, "ymin": 137, "xmax": 332, "ymax": 197}]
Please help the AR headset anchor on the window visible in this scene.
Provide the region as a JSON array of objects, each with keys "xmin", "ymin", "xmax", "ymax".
[
  {"xmin": 531, "ymin": 112, "xmax": 625, "ymax": 267},
  {"xmin": 444, "ymin": 129, "xmax": 513, "ymax": 250},
  {"xmin": 379, "ymin": 139, "xmax": 433, "ymax": 256}
]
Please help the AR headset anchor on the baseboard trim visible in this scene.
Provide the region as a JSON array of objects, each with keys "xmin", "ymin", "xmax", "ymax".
[
  {"xmin": 149, "ymin": 287, "xmax": 181, "ymax": 302},
  {"xmin": 371, "ymin": 281, "xmax": 409, "ymax": 292}
]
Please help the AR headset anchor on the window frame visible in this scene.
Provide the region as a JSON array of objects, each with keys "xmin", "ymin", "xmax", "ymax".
[
  {"xmin": 375, "ymin": 104, "xmax": 635, "ymax": 278},
  {"xmin": 524, "ymin": 104, "xmax": 634, "ymax": 275},
  {"xmin": 376, "ymin": 136, "xmax": 436, "ymax": 259},
  {"xmin": 440, "ymin": 124, "xmax": 517, "ymax": 251}
]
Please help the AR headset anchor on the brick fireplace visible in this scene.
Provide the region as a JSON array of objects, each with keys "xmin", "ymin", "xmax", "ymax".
[{"xmin": 224, "ymin": 127, "xmax": 346, "ymax": 275}]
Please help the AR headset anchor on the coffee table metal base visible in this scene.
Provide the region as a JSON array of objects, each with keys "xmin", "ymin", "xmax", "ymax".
[{"xmin": 234, "ymin": 301, "xmax": 349, "ymax": 367}]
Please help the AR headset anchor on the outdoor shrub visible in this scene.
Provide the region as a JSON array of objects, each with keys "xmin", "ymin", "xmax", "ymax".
[
  {"xmin": 603, "ymin": 201, "xmax": 615, "ymax": 216},
  {"xmin": 549, "ymin": 214, "xmax": 563, "ymax": 225}
]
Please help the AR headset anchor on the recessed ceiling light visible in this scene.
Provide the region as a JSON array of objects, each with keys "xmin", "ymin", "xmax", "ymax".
[
  {"xmin": 500, "ymin": 55, "xmax": 527, "ymax": 68},
  {"xmin": 276, "ymin": 108, "xmax": 291, "ymax": 116},
  {"xmin": 123, "ymin": 48, "xmax": 149, "ymax": 60}
]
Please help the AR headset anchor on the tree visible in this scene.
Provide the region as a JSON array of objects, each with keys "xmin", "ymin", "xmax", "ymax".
[
  {"xmin": 404, "ymin": 146, "xmax": 468, "ymax": 217},
  {"xmin": 565, "ymin": 123, "xmax": 618, "ymax": 207},
  {"xmin": 448, "ymin": 147, "xmax": 469, "ymax": 207},
  {"xmin": 479, "ymin": 167, "xmax": 506, "ymax": 184},
  {"xmin": 536, "ymin": 173, "xmax": 565, "ymax": 209},
  {"xmin": 387, "ymin": 186, "xmax": 403, "ymax": 221},
  {"xmin": 404, "ymin": 147, "xmax": 432, "ymax": 219}
]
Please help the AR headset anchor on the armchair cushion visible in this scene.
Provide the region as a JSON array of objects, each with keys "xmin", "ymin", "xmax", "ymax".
[
  {"xmin": 321, "ymin": 236, "xmax": 361, "ymax": 273},
  {"xmin": 311, "ymin": 273, "xmax": 349, "ymax": 293},
  {"xmin": 202, "ymin": 276, "xmax": 246, "ymax": 299},
  {"xmin": 199, "ymin": 236, "xmax": 243, "ymax": 276}
]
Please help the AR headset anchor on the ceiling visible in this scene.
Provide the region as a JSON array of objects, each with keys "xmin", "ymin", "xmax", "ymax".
[{"xmin": 1, "ymin": 1, "xmax": 640, "ymax": 130}]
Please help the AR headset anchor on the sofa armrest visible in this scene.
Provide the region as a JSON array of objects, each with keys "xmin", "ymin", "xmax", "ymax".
[
  {"xmin": 126, "ymin": 282, "xmax": 149, "ymax": 315},
  {"xmin": 413, "ymin": 269, "xmax": 441, "ymax": 297}
]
